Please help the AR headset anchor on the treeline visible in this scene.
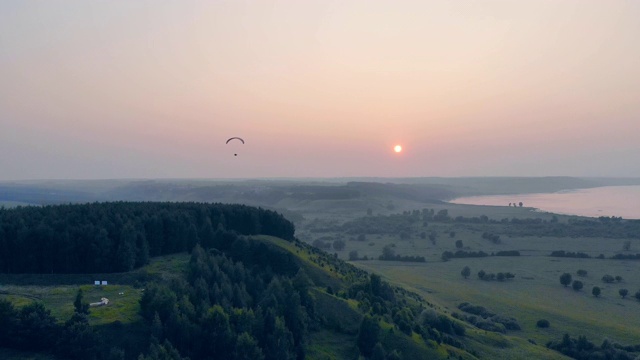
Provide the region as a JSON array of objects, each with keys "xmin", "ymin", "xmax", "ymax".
[
  {"xmin": 454, "ymin": 302, "xmax": 520, "ymax": 333},
  {"xmin": 495, "ymin": 250, "xmax": 520, "ymax": 256},
  {"xmin": 378, "ymin": 254, "xmax": 426, "ymax": 263},
  {"xmin": 477, "ymin": 270, "xmax": 515, "ymax": 282},
  {"xmin": 441, "ymin": 250, "xmax": 489, "ymax": 261},
  {"xmin": 442, "ymin": 250, "xmax": 519, "ymax": 261},
  {"xmin": 547, "ymin": 333, "xmax": 640, "ymax": 360},
  {"xmin": 550, "ymin": 251, "xmax": 591, "ymax": 259},
  {"xmin": 611, "ymin": 253, "xmax": 640, "ymax": 260},
  {"xmin": 379, "ymin": 245, "xmax": 425, "ymax": 262},
  {"xmin": 0, "ymin": 202, "xmax": 295, "ymax": 274}
]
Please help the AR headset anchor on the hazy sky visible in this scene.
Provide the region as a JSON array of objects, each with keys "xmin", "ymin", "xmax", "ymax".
[{"xmin": 2, "ymin": 1, "xmax": 639, "ymax": 180}]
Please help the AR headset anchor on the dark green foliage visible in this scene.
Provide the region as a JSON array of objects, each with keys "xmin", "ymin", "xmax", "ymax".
[
  {"xmin": 442, "ymin": 250, "xmax": 489, "ymax": 261},
  {"xmin": 461, "ymin": 266, "xmax": 470, "ymax": 279},
  {"xmin": 494, "ymin": 250, "xmax": 520, "ymax": 256},
  {"xmin": 74, "ymin": 288, "xmax": 90, "ymax": 315},
  {"xmin": 434, "ymin": 209, "xmax": 450, "ymax": 221},
  {"xmin": 0, "ymin": 299, "xmax": 17, "ymax": 347},
  {"xmin": 475, "ymin": 270, "xmax": 514, "ymax": 282},
  {"xmin": 234, "ymin": 332, "xmax": 264, "ymax": 360},
  {"xmin": 456, "ymin": 302, "xmax": 520, "ymax": 332},
  {"xmin": 0, "ymin": 202, "xmax": 295, "ymax": 274},
  {"xmin": 428, "ymin": 231, "xmax": 437, "ymax": 244},
  {"xmin": 572, "ymin": 280, "xmax": 584, "ymax": 291},
  {"xmin": 455, "ymin": 240, "xmax": 463, "ymax": 249},
  {"xmin": 592, "ymin": 287, "xmax": 601, "ymax": 297},
  {"xmin": 357, "ymin": 315, "xmax": 380, "ymax": 358},
  {"xmin": 451, "ymin": 213, "xmax": 640, "ymax": 239},
  {"xmin": 635, "ymin": 291, "xmax": 640, "ymax": 301},
  {"xmin": 371, "ymin": 342, "xmax": 386, "ymax": 360},
  {"xmin": 547, "ymin": 333, "xmax": 640, "ymax": 360},
  {"xmin": 392, "ymin": 307, "xmax": 414, "ymax": 335},
  {"xmin": 138, "ymin": 339, "xmax": 188, "ymax": 360},
  {"xmin": 536, "ymin": 319, "xmax": 550, "ymax": 328},
  {"xmin": 610, "ymin": 253, "xmax": 640, "ymax": 260},
  {"xmin": 57, "ymin": 313, "xmax": 101, "ymax": 360},
  {"xmin": 550, "ymin": 250, "xmax": 591, "ymax": 258},
  {"xmin": 379, "ymin": 245, "xmax": 425, "ymax": 262},
  {"xmin": 138, "ymin": 242, "xmax": 312, "ymax": 360},
  {"xmin": 481, "ymin": 232, "xmax": 501, "ymax": 244},
  {"xmin": 420, "ymin": 309, "xmax": 461, "ymax": 338},
  {"xmin": 560, "ymin": 273, "xmax": 572, "ymax": 287},
  {"xmin": 619, "ymin": 289, "xmax": 628, "ymax": 298},
  {"xmin": 577, "ymin": 269, "xmax": 588, "ymax": 277},
  {"xmin": 15, "ymin": 302, "xmax": 60, "ymax": 352},
  {"xmin": 602, "ymin": 275, "xmax": 615, "ymax": 283},
  {"xmin": 478, "ymin": 270, "xmax": 486, "ymax": 280},
  {"xmin": 457, "ymin": 303, "xmax": 494, "ymax": 318}
]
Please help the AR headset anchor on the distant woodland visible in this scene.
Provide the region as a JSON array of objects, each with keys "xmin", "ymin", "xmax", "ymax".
[{"xmin": 0, "ymin": 202, "xmax": 294, "ymax": 274}]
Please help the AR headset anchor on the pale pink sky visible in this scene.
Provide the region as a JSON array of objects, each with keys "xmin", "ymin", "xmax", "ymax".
[{"xmin": 1, "ymin": 1, "xmax": 639, "ymax": 180}]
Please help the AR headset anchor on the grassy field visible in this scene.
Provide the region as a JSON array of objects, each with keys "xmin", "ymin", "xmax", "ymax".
[
  {"xmin": 294, "ymin": 197, "xmax": 640, "ymax": 357},
  {"xmin": 0, "ymin": 254, "xmax": 189, "ymax": 326}
]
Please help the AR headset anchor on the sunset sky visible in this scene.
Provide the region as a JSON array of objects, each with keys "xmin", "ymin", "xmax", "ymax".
[{"xmin": 1, "ymin": 1, "xmax": 639, "ymax": 180}]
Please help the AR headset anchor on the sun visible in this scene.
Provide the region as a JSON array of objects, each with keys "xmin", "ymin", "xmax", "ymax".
[{"xmin": 394, "ymin": 145, "xmax": 402, "ymax": 153}]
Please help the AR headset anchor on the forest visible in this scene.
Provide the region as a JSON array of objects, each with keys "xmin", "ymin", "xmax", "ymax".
[
  {"xmin": 0, "ymin": 202, "xmax": 294, "ymax": 273},
  {"xmin": 0, "ymin": 201, "xmax": 466, "ymax": 359}
]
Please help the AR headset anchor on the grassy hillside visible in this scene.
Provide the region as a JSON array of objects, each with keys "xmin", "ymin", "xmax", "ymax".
[
  {"xmin": 1, "ymin": 233, "xmax": 481, "ymax": 360},
  {"xmin": 294, "ymin": 199, "xmax": 640, "ymax": 359}
]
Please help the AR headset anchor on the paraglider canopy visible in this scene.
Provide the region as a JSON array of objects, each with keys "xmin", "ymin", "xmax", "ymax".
[{"xmin": 226, "ymin": 137, "xmax": 244, "ymax": 144}]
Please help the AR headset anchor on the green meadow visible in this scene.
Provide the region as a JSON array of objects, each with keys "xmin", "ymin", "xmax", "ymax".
[{"xmin": 295, "ymin": 197, "xmax": 640, "ymax": 356}]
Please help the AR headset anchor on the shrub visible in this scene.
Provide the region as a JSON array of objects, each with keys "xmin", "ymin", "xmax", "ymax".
[
  {"xmin": 572, "ymin": 280, "xmax": 583, "ymax": 291},
  {"xmin": 478, "ymin": 270, "xmax": 486, "ymax": 280},
  {"xmin": 592, "ymin": 286, "xmax": 601, "ymax": 297},
  {"xmin": 560, "ymin": 273, "xmax": 572, "ymax": 287},
  {"xmin": 536, "ymin": 319, "xmax": 550, "ymax": 328},
  {"xmin": 461, "ymin": 266, "xmax": 471, "ymax": 279},
  {"xmin": 576, "ymin": 269, "xmax": 588, "ymax": 277},
  {"xmin": 602, "ymin": 275, "xmax": 615, "ymax": 283},
  {"xmin": 619, "ymin": 289, "xmax": 628, "ymax": 298}
]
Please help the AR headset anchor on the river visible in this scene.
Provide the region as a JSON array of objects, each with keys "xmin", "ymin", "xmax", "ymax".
[{"xmin": 449, "ymin": 185, "xmax": 640, "ymax": 220}]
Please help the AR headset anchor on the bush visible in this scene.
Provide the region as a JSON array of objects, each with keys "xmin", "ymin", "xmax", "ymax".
[
  {"xmin": 576, "ymin": 269, "xmax": 588, "ymax": 277},
  {"xmin": 602, "ymin": 275, "xmax": 615, "ymax": 283},
  {"xmin": 572, "ymin": 280, "xmax": 584, "ymax": 291},
  {"xmin": 619, "ymin": 289, "xmax": 628, "ymax": 298},
  {"xmin": 592, "ymin": 286, "xmax": 601, "ymax": 297},
  {"xmin": 536, "ymin": 319, "xmax": 550, "ymax": 328}
]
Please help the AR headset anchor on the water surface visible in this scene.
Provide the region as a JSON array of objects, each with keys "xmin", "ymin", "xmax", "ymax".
[{"xmin": 449, "ymin": 185, "xmax": 640, "ymax": 219}]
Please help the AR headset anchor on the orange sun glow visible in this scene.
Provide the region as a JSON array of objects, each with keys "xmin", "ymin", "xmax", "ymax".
[{"xmin": 394, "ymin": 145, "xmax": 402, "ymax": 153}]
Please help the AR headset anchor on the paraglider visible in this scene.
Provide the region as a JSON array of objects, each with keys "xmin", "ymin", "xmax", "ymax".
[
  {"xmin": 226, "ymin": 137, "xmax": 244, "ymax": 156},
  {"xmin": 226, "ymin": 137, "xmax": 244, "ymax": 144}
]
